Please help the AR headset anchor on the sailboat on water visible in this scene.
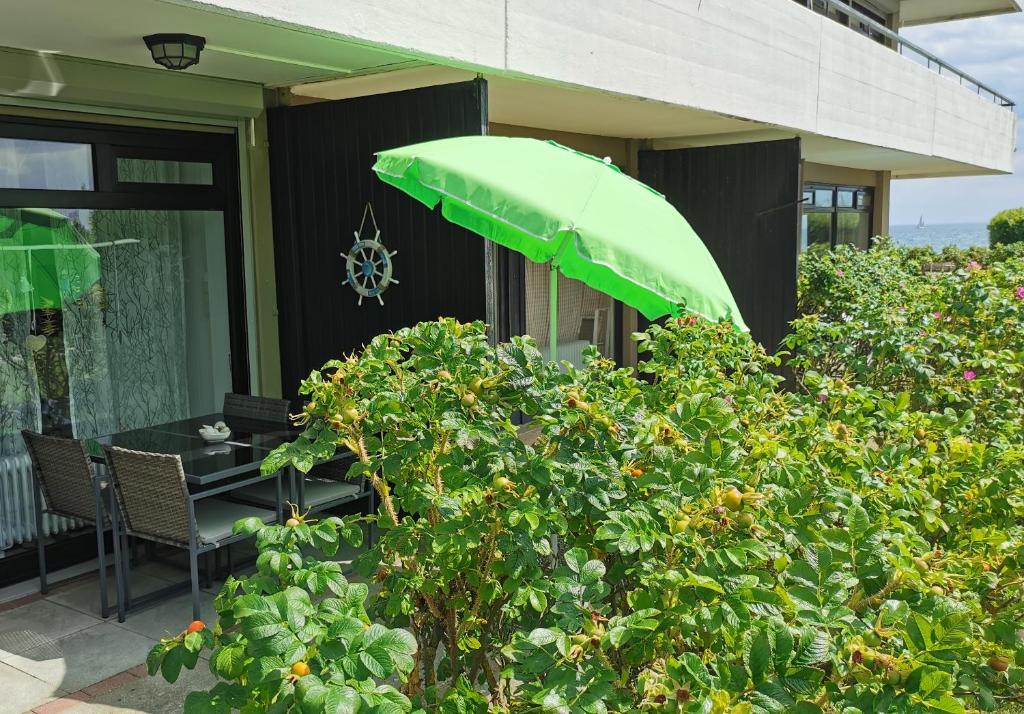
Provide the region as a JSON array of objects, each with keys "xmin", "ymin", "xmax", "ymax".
[{"xmin": 917, "ymin": 215, "xmax": 926, "ymax": 229}]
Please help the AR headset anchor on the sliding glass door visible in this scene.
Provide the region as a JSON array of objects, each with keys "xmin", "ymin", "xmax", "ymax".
[{"xmin": 0, "ymin": 117, "xmax": 245, "ymax": 460}]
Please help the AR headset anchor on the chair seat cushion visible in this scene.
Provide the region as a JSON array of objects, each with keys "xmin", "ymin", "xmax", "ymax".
[
  {"xmin": 195, "ymin": 499, "xmax": 276, "ymax": 544},
  {"xmin": 233, "ymin": 477, "xmax": 362, "ymax": 510}
]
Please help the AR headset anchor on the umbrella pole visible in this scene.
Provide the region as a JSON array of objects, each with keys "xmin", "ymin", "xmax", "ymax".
[{"xmin": 549, "ymin": 264, "xmax": 558, "ymax": 364}]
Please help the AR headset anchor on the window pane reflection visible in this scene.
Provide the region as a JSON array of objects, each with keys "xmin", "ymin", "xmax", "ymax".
[
  {"xmin": 836, "ymin": 212, "xmax": 871, "ymax": 250},
  {"xmin": 117, "ymin": 158, "xmax": 213, "ymax": 185},
  {"xmin": 802, "ymin": 213, "xmax": 833, "ymax": 251},
  {"xmin": 813, "ymin": 188, "xmax": 834, "ymax": 208},
  {"xmin": 0, "ymin": 139, "xmax": 93, "ymax": 190},
  {"xmin": 0, "ymin": 208, "xmax": 231, "ymax": 458}
]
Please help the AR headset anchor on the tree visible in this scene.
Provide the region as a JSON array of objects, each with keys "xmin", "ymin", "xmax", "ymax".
[{"xmin": 988, "ymin": 207, "xmax": 1024, "ymax": 246}]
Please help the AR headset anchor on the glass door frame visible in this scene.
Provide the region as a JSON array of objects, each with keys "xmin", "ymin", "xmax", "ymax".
[{"xmin": 0, "ymin": 114, "xmax": 250, "ymax": 394}]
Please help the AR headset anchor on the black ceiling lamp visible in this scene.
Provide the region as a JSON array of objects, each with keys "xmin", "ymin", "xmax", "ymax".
[{"xmin": 144, "ymin": 34, "xmax": 206, "ymax": 71}]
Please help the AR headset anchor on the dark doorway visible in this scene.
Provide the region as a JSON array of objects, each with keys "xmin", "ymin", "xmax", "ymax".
[
  {"xmin": 638, "ymin": 139, "xmax": 801, "ymax": 352},
  {"xmin": 268, "ymin": 80, "xmax": 490, "ymax": 400}
]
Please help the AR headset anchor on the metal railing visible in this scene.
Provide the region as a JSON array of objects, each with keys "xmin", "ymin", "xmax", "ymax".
[{"xmin": 795, "ymin": 0, "xmax": 1015, "ymax": 108}]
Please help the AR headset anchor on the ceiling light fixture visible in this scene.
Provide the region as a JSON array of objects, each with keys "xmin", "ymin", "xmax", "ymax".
[{"xmin": 144, "ymin": 34, "xmax": 206, "ymax": 71}]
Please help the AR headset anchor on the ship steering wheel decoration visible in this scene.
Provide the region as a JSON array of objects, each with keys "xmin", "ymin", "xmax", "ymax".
[{"xmin": 342, "ymin": 203, "xmax": 398, "ymax": 306}]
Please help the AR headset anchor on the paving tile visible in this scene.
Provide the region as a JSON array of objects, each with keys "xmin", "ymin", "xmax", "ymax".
[
  {"xmin": 0, "ymin": 593, "xmax": 43, "ymax": 614},
  {"xmin": 57, "ymin": 664, "xmax": 217, "ymax": 714},
  {"xmin": 113, "ymin": 590, "xmax": 216, "ymax": 643},
  {"xmin": 124, "ymin": 664, "xmax": 147, "ymax": 679},
  {"xmin": 0, "ymin": 601, "xmax": 99, "ymax": 659},
  {"xmin": 80, "ymin": 671, "xmax": 137, "ymax": 698},
  {"xmin": 2, "ymin": 622, "xmax": 154, "ymax": 694},
  {"xmin": 26, "ymin": 692, "xmax": 90, "ymax": 714},
  {"xmin": 128, "ymin": 560, "xmax": 190, "ymax": 584},
  {"xmin": 0, "ymin": 661, "xmax": 60, "ymax": 714},
  {"xmin": 47, "ymin": 572, "xmax": 174, "ymax": 621}
]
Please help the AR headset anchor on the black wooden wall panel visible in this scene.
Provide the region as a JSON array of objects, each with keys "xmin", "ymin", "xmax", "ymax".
[
  {"xmin": 638, "ymin": 139, "xmax": 800, "ymax": 352},
  {"xmin": 268, "ymin": 80, "xmax": 488, "ymax": 398}
]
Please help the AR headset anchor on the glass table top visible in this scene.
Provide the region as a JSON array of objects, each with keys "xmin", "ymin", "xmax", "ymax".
[{"xmin": 86, "ymin": 413, "xmax": 299, "ymax": 485}]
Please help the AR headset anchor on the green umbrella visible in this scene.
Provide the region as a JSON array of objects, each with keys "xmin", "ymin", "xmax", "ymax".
[
  {"xmin": 0, "ymin": 208, "xmax": 102, "ymax": 315},
  {"xmin": 373, "ymin": 136, "xmax": 746, "ymax": 358}
]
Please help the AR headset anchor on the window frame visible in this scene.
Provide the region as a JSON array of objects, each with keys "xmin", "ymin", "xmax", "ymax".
[
  {"xmin": 0, "ymin": 114, "xmax": 249, "ymax": 394},
  {"xmin": 801, "ymin": 182, "xmax": 874, "ymax": 251}
]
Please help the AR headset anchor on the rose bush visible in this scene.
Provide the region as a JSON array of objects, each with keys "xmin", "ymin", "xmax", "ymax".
[
  {"xmin": 149, "ymin": 244, "xmax": 1022, "ymax": 712},
  {"xmin": 145, "ymin": 515, "xmax": 418, "ymax": 713}
]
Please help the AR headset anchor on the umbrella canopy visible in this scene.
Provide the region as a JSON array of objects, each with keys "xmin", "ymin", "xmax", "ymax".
[
  {"xmin": 0, "ymin": 208, "xmax": 102, "ymax": 315},
  {"xmin": 373, "ymin": 136, "xmax": 746, "ymax": 331}
]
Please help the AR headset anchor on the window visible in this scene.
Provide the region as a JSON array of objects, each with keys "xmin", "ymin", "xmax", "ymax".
[
  {"xmin": 801, "ymin": 183, "xmax": 873, "ymax": 252},
  {"xmin": 793, "ymin": 0, "xmax": 890, "ymax": 44},
  {"xmin": 116, "ymin": 157, "xmax": 214, "ymax": 185},
  {"xmin": 0, "ymin": 138, "xmax": 93, "ymax": 190},
  {"xmin": 0, "ymin": 117, "xmax": 245, "ymax": 461},
  {"xmin": 524, "ymin": 261, "xmax": 614, "ymax": 368}
]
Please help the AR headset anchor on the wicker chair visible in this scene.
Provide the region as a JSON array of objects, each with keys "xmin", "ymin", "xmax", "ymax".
[
  {"xmin": 226, "ymin": 395, "xmax": 372, "ymax": 522},
  {"xmin": 21, "ymin": 430, "xmax": 120, "ymax": 618},
  {"xmin": 233, "ymin": 456, "xmax": 372, "ymax": 520},
  {"xmin": 222, "ymin": 393, "xmax": 291, "ymax": 423},
  {"xmin": 102, "ymin": 445, "xmax": 277, "ymax": 621}
]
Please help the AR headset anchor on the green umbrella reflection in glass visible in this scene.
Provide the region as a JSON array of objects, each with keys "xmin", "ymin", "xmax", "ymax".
[
  {"xmin": 0, "ymin": 208, "xmax": 102, "ymax": 316},
  {"xmin": 373, "ymin": 136, "xmax": 746, "ymax": 359}
]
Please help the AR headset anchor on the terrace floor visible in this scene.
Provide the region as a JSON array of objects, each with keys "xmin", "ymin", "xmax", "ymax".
[{"xmin": 0, "ymin": 543, "xmax": 362, "ymax": 713}]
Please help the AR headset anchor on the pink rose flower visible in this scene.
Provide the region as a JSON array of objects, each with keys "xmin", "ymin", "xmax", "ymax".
[
  {"xmin": 836, "ymin": 269, "xmax": 845, "ymax": 277},
  {"xmin": 933, "ymin": 311, "xmax": 942, "ymax": 320},
  {"xmin": 816, "ymin": 392, "xmax": 828, "ymax": 402},
  {"xmin": 1016, "ymin": 286, "xmax": 1024, "ymax": 300},
  {"xmin": 963, "ymin": 370, "xmax": 976, "ymax": 381},
  {"xmin": 966, "ymin": 261, "xmax": 981, "ymax": 272}
]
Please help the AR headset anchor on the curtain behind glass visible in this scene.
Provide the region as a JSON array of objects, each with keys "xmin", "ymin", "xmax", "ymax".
[
  {"xmin": 523, "ymin": 259, "xmax": 614, "ymax": 365},
  {"xmin": 0, "ymin": 307, "xmax": 41, "ymax": 456},
  {"xmin": 62, "ymin": 209, "xmax": 189, "ymax": 437}
]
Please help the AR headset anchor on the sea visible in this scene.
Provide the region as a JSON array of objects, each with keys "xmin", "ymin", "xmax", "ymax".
[{"xmin": 888, "ymin": 222, "xmax": 988, "ymax": 250}]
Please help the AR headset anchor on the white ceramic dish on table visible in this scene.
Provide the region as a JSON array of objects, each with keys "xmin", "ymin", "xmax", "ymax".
[{"xmin": 199, "ymin": 421, "xmax": 231, "ymax": 443}]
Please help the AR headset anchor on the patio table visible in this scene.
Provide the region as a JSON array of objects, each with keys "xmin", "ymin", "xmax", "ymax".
[
  {"xmin": 80, "ymin": 413, "xmax": 299, "ymax": 617},
  {"xmin": 136, "ymin": 413, "xmax": 348, "ymax": 510}
]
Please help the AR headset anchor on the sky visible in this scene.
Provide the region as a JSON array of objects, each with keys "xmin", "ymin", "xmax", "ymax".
[{"xmin": 889, "ymin": 12, "xmax": 1024, "ymax": 226}]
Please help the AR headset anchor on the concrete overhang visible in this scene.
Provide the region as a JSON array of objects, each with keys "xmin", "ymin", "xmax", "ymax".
[
  {"xmin": 199, "ymin": 0, "xmax": 1019, "ymax": 176},
  {"xmin": 0, "ymin": 0, "xmax": 1016, "ymax": 178},
  {"xmin": 294, "ymin": 67, "xmax": 1011, "ymax": 179},
  {"xmin": 900, "ymin": 0, "xmax": 1022, "ymax": 26}
]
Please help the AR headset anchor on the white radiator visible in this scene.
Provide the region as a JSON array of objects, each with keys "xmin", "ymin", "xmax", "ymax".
[{"xmin": 0, "ymin": 453, "xmax": 81, "ymax": 557}]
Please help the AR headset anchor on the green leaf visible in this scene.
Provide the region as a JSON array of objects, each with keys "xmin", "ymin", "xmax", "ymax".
[
  {"xmin": 679, "ymin": 652, "xmax": 713, "ymax": 688},
  {"xmin": 769, "ymin": 618, "xmax": 794, "ymax": 675},
  {"xmin": 580, "ymin": 559, "xmax": 606, "ymax": 585},
  {"xmin": 185, "ymin": 691, "xmax": 231, "ymax": 714},
  {"xmin": 528, "ymin": 589, "xmax": 547, "ymax": 613},
  {"xmin": 527, "ymin": 628, "xmax": 558, "ymax": 647},
  {"xmin": 364, "ymin": 626, "xmax": 417, "ymax": 676},
  {"xmin": 146, "ymin": 641, "xmax": 168, "ymax": 677},
  {"xmin": 212, "ymin": 644, "xmax": 247, "ymax": 680},
  {"xmin": 260, "ymin": 444, "xmax": 293, "ymax": 476},
  {"xmin": 564, "ymin": 548, "xmax": 588, "ymax": 574},
  {"xmin": 160, "ymin": 644, "xmax": 187, "ymax": 684},
  {"xmin": 184, "ymin": 631, "xmax": 204, "ymax": 653},
  {"xmin": 847, "ymin": 504, "xmax": 870, "ymax": 539},
  {"xmin": 325, "ymin": 685, "xmax": 362, "ymax": 714},
  {"xmin": 922, "ymin": 696, "xmax": 966, "ymax": 714},
  {"xmin": 745, "ymin": 629, "xmax": 771, "ymax": 684},
  {"xmin": 793, "ymin": 630, "xmax": 830, "ymax": 666}
]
